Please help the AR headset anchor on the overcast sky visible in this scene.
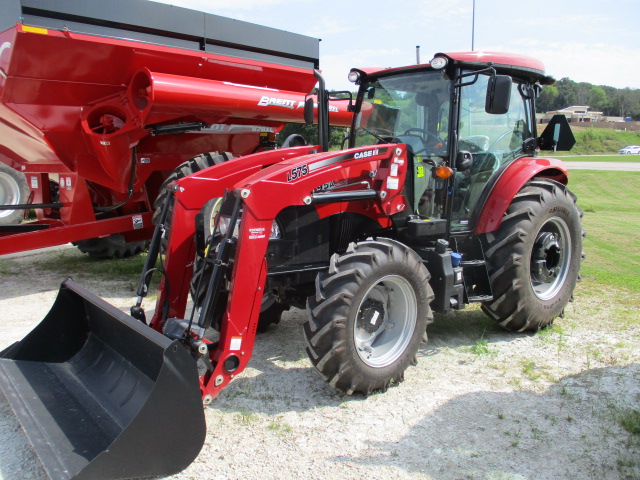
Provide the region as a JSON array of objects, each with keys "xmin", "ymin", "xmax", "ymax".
[{"xmin": 153, "ymin": 0, "xmax": 640, "ymax": 92}]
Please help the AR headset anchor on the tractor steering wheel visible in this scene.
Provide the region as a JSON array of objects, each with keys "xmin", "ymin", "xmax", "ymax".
[
  {"xmin": 401, "ymin": 128, "xmax": 446, "ymax": 154},
  {"xmin": 487, "ymin": 129, "xmax": 515, "ymax": 152}
]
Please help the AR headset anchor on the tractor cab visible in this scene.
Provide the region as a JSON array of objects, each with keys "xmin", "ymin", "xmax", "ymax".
[{"xmin": 347, "ymin": 53, "xmax": 541, "ymax": 236}]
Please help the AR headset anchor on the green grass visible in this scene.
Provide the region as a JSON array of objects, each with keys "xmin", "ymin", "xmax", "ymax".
[
  {"xmin": 0, "ymin": 249, "xmax": 160, "ymax": 287},
  {"xmin": 35, "ymin": 250, "xmax": 153, "ymax": 279},
  {"xmin": 618, "ymin": 409, "xmax": 640, "ymax": 435},
  {"xmin": 469, "ymin": 339, "xmax": 492, "ymax": 355},
  {"xmin": 548, "ymin": 127, "xmax": 640, "ymax": 155},
  {"xmin": 569, "ymin": 171, "xmax": 640, "ymax": 292},
  {"xmin": 555, "ymin": 154, "xmax": 640, "ymax": 162}
]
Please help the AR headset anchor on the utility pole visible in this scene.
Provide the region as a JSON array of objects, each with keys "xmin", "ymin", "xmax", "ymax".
[{"xmin": 472, "ymin": 0, "xmax": 476, "ymax": 50}]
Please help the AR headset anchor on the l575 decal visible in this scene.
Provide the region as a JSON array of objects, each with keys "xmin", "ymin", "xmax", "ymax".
[{"xmin": 286, "ymin": 164, "xmax": 309, "ymax": 182}]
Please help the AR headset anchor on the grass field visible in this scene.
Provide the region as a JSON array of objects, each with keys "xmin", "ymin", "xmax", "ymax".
[
  {"xmin": 541, "ymin": 126, "xmax": 640, "ymax": 155},
  {"xmin": 555, "ymin": 154, "xmax": 640, "ymax": 162},
  {"xmin": 569, "ymin": 171, "xmax": 640, "ymax": 292}
]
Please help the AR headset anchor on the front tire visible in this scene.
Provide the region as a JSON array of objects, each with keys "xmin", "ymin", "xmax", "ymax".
[
  {"xmin": 304, "ymin": 238, "xmax": 434, "ymax": 396},
  {"xmin": 481, "ymin": 179, "xmax": 584, "ymax": 332}
]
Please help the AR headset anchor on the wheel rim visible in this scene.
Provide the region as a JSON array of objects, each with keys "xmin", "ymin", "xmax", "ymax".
[
  {"xmin": 0, "ymin": 172, "xmax": 22, "ymax": 219},
  {"xmin": 353, "ymin": 275, "xmax": 417, "ymax": 368},
  {"xmin": 530, "ymin": 216, "xmax": 572, "ymax": 301}
]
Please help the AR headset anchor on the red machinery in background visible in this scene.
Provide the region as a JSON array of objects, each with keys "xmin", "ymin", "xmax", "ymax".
[{"xmin": 0, "ymin": 0, "xmax": 350, "ymax": 256}]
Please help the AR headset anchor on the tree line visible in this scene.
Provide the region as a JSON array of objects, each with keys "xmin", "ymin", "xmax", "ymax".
[{"xmin": 537, "ymin": 78, "xmax": 640, "ymax": 119}]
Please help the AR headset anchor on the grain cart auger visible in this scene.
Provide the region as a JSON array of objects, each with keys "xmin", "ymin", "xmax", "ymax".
[{"xmin": 1, "ymin": 51, "xmax": 582, "ymax": 479}]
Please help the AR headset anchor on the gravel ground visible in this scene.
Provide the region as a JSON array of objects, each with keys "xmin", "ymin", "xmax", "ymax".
[{"xmin": 0, "ymin": 245, "xmax": 639, "ymax": 480}]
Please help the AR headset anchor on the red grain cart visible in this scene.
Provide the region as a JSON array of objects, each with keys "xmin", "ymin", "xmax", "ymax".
[{"xmin": 0, "ymin": 0, "xmax": 349, "ymax": 257}]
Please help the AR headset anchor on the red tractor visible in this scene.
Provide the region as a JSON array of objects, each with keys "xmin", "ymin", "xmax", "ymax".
[{"xmin": 0, "ymin": 51, "xmax": 581, "ymax": 479}]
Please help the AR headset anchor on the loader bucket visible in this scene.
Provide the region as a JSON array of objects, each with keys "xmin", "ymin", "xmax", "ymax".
[{"xmin": 0, "ymin": 278, "xmax": 206, "ymax": 480}]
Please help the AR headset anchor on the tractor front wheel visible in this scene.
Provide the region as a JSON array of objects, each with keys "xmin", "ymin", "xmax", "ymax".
[
  {"xmin": 304, "ymin": 238, "xmax": 433, "ymax": 396},
  {"xmin": 481, "ymin": 179, "xmax": 584, "ymax": 332}
]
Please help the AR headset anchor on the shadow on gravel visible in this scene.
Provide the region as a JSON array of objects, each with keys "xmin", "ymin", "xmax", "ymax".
[
  {"xmin": 331, "ymin": 364, "xmax": 640, "ymax": 480},
  {"xmin": 209, "ymin": 306, "xmax": 534, "ymax": 418},
  {"xmin": 426, "ymin": 307, "xmax": 522, "ymax": 351}
]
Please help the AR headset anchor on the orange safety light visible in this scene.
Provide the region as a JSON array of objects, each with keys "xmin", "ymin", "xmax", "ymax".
[{"xmin": 435, "ymin": 165, "xmax": 454, "ymax": 179}]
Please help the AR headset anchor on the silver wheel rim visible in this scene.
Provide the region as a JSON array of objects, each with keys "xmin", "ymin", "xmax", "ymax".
[
  {"xmin": 530, "ymin": 216, "xmax": 572, "ymax": 301},
  {"xmin": 354, "ymin": 274, "xmax": 417, "ymax": 368},
  {"xmin": 0, "ymin": 172, "xmax": 22, "ymax": 219}
]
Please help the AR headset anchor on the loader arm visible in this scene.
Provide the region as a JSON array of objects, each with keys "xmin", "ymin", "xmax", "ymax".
[
  {"xmin": 194, "ymin": 144, "xmax": 410, "ymax": 400},
  {"xmin": 148, "ymin": 145, "xmax": 324, "ymax": 327}
]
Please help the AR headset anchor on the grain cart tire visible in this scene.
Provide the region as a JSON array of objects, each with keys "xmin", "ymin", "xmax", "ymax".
[
  {"xmin": 75, "ymin": 234, "xmax": 146, "ymax": 259},
  {"xmin": 0, "ymin": 163, "xmax": 29, "ymax": 226},
  {"xmin": 481, "ymin": 179, "xmax": 584, "ymax": 332},
  {"xmin": 304, "ymin": 238, "xmax": 433, "ymax": 396},
  {"xmin": 152, "ymin": 151, "xmax": 233, "ymax": 226},
  {"xmin": 76, "ymin": 152, "xmax": 231, "ymax": 258}
]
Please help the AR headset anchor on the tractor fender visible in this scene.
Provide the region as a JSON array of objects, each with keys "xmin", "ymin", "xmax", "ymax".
[{"xmin": 474, "ymin": 156, "xmax": 569, "ymax": 234}]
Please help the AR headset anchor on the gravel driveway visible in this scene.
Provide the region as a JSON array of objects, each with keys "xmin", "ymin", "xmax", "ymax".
[{"xmin": 0, "ymin": 246, "xmax": 638, "ymax": 480}]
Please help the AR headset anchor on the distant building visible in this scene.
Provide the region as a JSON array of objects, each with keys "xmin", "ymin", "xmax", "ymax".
[{"xmin": 538, "ymin": 106, "xmax": 624, "ymax": 123}]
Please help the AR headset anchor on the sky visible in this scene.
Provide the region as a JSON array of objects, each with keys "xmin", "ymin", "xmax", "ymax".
[{"xmin": 153, "ymin": 0, "xmax": 640, "ymax": 92}]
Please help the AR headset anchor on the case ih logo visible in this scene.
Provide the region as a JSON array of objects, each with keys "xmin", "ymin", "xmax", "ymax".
[{"xmin": 354, "ymin": 148, "xmax": 379, "ymax": 159}]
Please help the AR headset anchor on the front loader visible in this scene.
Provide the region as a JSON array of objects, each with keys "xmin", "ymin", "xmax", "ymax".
[{"xmin": 1, "ymin": 51, "xmax": 582, "ymax": 479}]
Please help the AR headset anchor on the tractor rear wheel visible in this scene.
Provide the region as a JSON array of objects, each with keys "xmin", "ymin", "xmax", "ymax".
[
  {"xmin": 304, "ymin": 238, "xmax": 433, "ymax": 396},
  {"xmin": 481, "ymin": 179, "xmax": 584, "ymax": 332},
  {"xmin": 0, "ymin": 163, "xmax": 29, "ymax": 226}
]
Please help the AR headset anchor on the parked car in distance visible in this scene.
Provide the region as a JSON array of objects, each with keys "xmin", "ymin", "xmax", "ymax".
[{"xmin": 619, "ymin": 145, "xmax": 640, "ymax": 154}]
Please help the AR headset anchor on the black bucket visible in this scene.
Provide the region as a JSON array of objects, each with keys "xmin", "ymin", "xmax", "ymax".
[{"xmin": 0, "ymin": 278, "xmax": 206, "ymax": 480}]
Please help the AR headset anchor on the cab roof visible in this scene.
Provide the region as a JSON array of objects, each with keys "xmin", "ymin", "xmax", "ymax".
[{"xmin": 355, "ymin": 51, "xmax": 554, "ymax": 85}]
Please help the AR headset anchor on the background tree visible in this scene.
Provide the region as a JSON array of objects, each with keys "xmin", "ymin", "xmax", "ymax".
[
  {"xmin": 538, "ymin": 79, "xmax": 639, "ymax": 120},
  {"xmin": 588, "ymin": 86, "xmax": 607, "ymax": 112},
  {"xmin": 537, "ymin": 85, "xmax": 559, "ymax": 112}
]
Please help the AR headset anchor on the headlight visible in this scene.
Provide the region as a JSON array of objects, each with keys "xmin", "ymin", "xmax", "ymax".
[
  {"xmin": 203, "ymin": 198, "xmax": 281, "ymax": 240},
  {"xmin": 218, "ymin": 215, "xmax": 282, "ymax": 240},
  {"xmin": 430, "ymin": 55, "xmax": 448, "ymax": 70},
  {"xmin": 217, "ymin": 215, "xmax": 241, "ymax": 238},
  {"xmin": 348, "ymin": 69, "xmax": 361, "ymax": 83}
]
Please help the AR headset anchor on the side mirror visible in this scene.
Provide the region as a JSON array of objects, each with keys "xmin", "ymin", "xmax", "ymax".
[
  {"xmin": 539, "ymin": 114, "xmax": 576, "ymax": 151},
  {"xmin": 456, "ymin": 151, "xmax": 473, "ymax": 171},
  {"xmin": 304, "ymin": 97, "xmax": 315, "ymax": 124},
  {"xmin": 485, "ymin": 75, "xmax": 512, "ymax": 114}
]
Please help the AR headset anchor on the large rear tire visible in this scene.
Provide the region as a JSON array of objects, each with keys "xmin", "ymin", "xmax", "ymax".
[
  {"xmin": 0, "ymin": 163, "xmax": 29, "ymax": 226},
  {"xmin": 304, "ymin": 238, "xmax": 434, "ymax": 396},
  {"xmin": 481, "ymin": 179, "xmax": 584, "ymax": 332}
]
